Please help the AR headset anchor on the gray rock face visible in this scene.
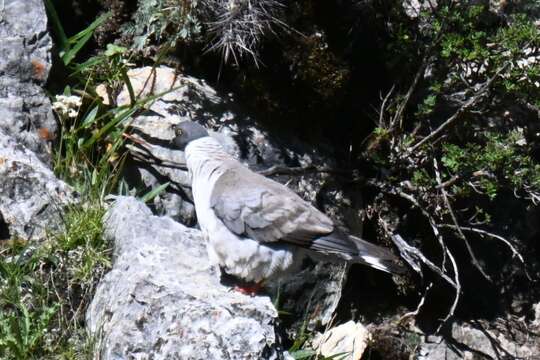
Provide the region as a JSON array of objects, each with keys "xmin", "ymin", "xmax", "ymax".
[
  {"xmin": 417, "ymin": 320, "xmax": 540, "ymax": 360},
  {"xmin": 0, "ymin": 130, "xmax": 73, "ymax": 241},
  {"xmin": 0, "ymin": 0, "xmax": 69, "ymax": 242},
  {"xmin": 0, "ymin": 0, "xmax": 56, "ymax": 164},
  {"xmin": 87, "ymin": 196, "xmax": 287, "ymax": 360},
  {"xmin": 106, "ymin": 66, "xmax": 363, "ymax": 329}
]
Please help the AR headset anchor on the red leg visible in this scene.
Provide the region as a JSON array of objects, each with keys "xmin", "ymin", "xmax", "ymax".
[{"xmin": 233, "ymin": 281, "xmax": 264, "ymax": 296}]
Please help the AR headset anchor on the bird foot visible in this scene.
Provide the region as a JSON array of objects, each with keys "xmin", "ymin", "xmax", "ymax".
[{"xmin": 233, "ymin": 282, "xmax": 264, "ymax": 296}]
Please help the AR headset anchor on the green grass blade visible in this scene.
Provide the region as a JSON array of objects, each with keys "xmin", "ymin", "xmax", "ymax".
[
  {"xmin": 20, "ymin": 303, "xmax": 31, "ymax": 349},
  {"xmin": 140, "ymin": 182, "xmax": 170, "ymax": 203},
  {"xmin": 63, "ymin": 32, "xmax": 92, "ymax": 65},
  {"xmin": 82, "ymin": 105, "xmax": 139, "ymax": 149},
  {"xmin": 71, "ymin": 56, "xmax": 105, "ymax": 75},
  {"xmin": 44, "ymin": 0, "xmax": 68, "ymax": 50},
  {"xmin": 120, "ymin": 67, "xmax": 137, "ymax": 105},
  {"xmin": 67, "ymin": 12, "xmax": 110, "ymax": 43},
  {"xmin": 289, "ymin": 349, "xmax": 317, "ymax": 359},
  {"xmin": 325, "ymin": 352, "xmax": 350, "ymax": 359},
  {"xmin": 81, "ymin": 105, "xmax": 100, "ymax": 128},
  {"xmin": 63, "ymin": 12, "xmax": 111, "ymax": 65}
]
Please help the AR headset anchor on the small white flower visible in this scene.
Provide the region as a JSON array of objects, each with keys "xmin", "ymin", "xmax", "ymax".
[
  {"xmin": 67, "ymin": 109, "xmax": 78, "ymax": 118},
  {"xmin": 52, "ymin": 94, "xmax": 82, "ymax": 118}
]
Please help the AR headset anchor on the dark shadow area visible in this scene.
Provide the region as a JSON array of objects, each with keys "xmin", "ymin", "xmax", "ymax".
[
  {"xmin": 0, "ymin": 213, "xmax": 10, "ymax": 241},
  {"xmin": 182, "ymin": 1, "xmax": 399, "ymax": 165}
]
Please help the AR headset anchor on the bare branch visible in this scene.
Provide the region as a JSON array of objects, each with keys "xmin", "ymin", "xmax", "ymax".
[
  {"xmin": 434, "ymin": 159, "xmax": 492, "ymax": 282},
  {"xmin": 435, "ymin": 175, "xmax": 460, "ymax": 189},
  {"xmin": 378, "ymin": 85, "xmax": 395, "ymax": 128},
  {"xmin": 379, "ymin": 218, "xmax": 457, "ymax": 288},
  {"xmin": 389, "ymin": 189, "xmax": 463, "ymax": 331},
  {"xmin": 438, "ymin": 170, "xmax": 496, "ymax": 190},
  {"xmin": 438, "ymin": 224, "xmax": 531, "ymax": 280},
  {"xmin": 395, "ymin": 190, "xmax": 447, "ymax": 269},
  {"xmin": 380, "ymin": 219, "xmax": 461, "ymax": 333},
  {"xmin": 437, "ymin": 245, "xmax": 461, "ymax": 333},
  {"xmin": 398, "ymin": 282, "xmax": 433, "ymax": 324},
  {"xmin": 392, "ymin": 53, "xmax": 429, "ymax": 128}
]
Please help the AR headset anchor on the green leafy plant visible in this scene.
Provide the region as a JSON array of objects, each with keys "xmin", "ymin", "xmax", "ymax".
[
  {"xmin": 440, "ymin": 131, "xmax": 540, "ymax": 200},
  {"xmin": 0, "ymin": 251, "xmax": 59, "ymax": 359},
  {"xmin": 45, "ymin": 0, "xmax": 111, "ymax": 66},
  {"xmin": 124, "ymin": 0, "xmax": 202, "ymax": 50}
]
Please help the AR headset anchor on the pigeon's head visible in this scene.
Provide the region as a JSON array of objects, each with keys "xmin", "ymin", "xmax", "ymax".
[{"xmin": 171, "ymin": 122, "xmax": 209, "ymax": 150}]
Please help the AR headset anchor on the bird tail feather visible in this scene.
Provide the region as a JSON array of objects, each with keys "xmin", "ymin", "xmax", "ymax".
[
  {"xmin": 309, "ymin": 231, "xmax": 406, "ymax": 274},
  {"xmin": 348, "ymin": 235, "xmax": 406, "ymax": 274}
]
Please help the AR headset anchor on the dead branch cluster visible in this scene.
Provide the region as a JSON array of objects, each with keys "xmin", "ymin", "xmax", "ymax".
[
  {"xmin": 360, "ymin": 53, "xmax": 532, "ymax": 331},
  {"xmin": 201, "ymin": 0, "xmax": 288, "ymax": 65}
]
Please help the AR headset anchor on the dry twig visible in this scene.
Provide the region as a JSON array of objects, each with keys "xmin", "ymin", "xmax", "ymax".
[
  {"xmin": 392, "ymin": 54, "xmax": 429, "ymax": 129},
  {"xmin": 398, "ymin": 282, "xmax": 433, "ymax": 324},
  {"xmin": 395, "ymin": 190, "xmax": 448, "ymax": 269},
  {"xmin": 386, "ymin": 190, "xmax": 462, "ymax": 331},
  {"xmin": 438, "ymin": 224, "xmax": 531, "ymax": 280},
  {"xmin": 380, "ymin": 222, "xmax": 461, "ymax": 333},
  {"xmin": 379, "ymin": 219, "xmax": 457, "ymax": 289},
  {"xmin": 437, "ymin": 245, "xmax": 461, "ymax": 333},
  {"xmin": 258, "ymin": 164, "xmax": 348, "ymax": 177},
  {"xmin": 433, "ymin": 159, "xmax": 492, "ymax": 282}
]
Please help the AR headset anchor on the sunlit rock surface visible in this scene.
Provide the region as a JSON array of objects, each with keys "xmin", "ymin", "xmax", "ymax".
[{"xmin": 87, "ymin": 196, "xmax": 290, "ymax": 359}]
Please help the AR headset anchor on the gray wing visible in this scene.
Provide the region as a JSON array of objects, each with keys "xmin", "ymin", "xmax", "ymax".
[
  {"xmin": 210, "ymin": 163, "xmax": 405, "ymax": 273},
  {"xmin": 210, "ymin": 164, "xmax": 335, "ymax": 246}
]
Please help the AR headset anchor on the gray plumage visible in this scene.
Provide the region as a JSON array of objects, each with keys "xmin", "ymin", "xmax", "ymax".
[{"xmin": 173, "ymin": 121, "xmax": 405, "ymax": 282}]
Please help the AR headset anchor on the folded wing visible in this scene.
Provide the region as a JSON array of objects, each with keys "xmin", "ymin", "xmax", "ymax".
[
  {"xmin": 210, "ymin": 164, "xmax": 336, "ymax": 246},
  {"xmin": 210, "ymin": 162, "xmax": 405, "ymax": 275}
]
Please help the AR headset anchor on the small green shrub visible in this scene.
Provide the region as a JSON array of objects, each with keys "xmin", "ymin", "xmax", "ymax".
[
  {"xmin": 441, "ymin": 131, "xmax": 540, "ymax": 200},
  {"xmin": 360, "ymin": 1, "xmax": 539, "ymax": 327}
]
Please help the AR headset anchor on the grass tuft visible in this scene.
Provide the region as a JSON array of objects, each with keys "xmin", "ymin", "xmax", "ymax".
[{"xmin": 0, "ymin": 202, "xmax": 110, "ymax": 359}]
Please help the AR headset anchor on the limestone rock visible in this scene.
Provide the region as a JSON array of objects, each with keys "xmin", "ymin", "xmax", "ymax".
[
  {"xmin": 0, "ymin": 131, "xmax": 74, "ymax": 241},
  {"xmin": 0, "ymin": 0, "xmax": 56, "ymax": 164},
  {"xmin": 533, "ymin": 302, "xmax": 540, "ymax": 327},
  {"xmin": 0, "ymin": 0, "xmax": 73, "ymax": 242},
  {"xmin": 417, "ymin": 321, "xmax": 540, "ymax": 360},
  {"xmin": 312, "ymin": 321, "xmax": 370, "ymax": 360},
  {"xmin": 87, "ymin": 196, "xmax": 289, "ymax": 359}
]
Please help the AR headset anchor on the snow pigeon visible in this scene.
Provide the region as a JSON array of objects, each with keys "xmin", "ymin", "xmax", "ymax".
[{"xmin": 172, "ymin": 121, "xmax": 405, "ymax": 285}]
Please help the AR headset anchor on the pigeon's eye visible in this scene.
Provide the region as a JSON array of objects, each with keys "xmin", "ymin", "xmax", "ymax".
[{"xmin": 175, "ymin": 127, "xmax": 183, "ymax": 136}]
